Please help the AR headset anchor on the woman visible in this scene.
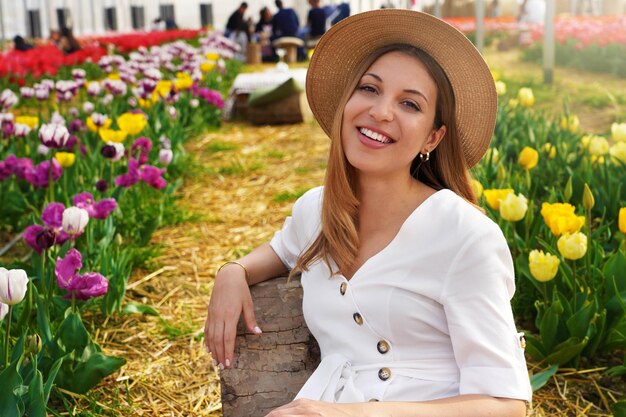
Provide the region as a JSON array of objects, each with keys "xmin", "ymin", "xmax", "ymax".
[
  {"xmin": 205, "ymin": 9, "xmax": 531, "ymax": 416},
  {"xmin": 58, "ymin": 27, "xmax": 81, "ymax": 55}
]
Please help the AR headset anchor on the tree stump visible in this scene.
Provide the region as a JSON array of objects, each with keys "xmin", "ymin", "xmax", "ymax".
[{"xmin": 220, "ymin": 276, "xmax": 320, "ymax": 417}]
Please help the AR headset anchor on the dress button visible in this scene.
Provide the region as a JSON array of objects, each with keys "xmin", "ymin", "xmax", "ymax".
[
  {"xmin": 377, "ymin": 340, "xmax": 390, "ymax": 354},
  {"xmin": 378, "ymin": 367, "xmax": 391, "ymax": 381},
  {"xmin": 340, "ymin": 282, "xmax": 347, "ymax": 296},
  {"xmin": 353, "ymin": 312, "xmax": 363, "ymax": 325}
]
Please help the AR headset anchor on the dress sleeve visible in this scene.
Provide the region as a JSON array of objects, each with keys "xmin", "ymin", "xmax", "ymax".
[
  {"xmin": 269, "ymin": 187, "xmax": 322, "ymax": 271},
  {"xmin": 441, "ymin": 220, "xmax": 532, "ymax": 402}
]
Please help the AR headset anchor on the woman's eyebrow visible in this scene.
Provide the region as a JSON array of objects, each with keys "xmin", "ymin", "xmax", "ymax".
[{"xmin": 362, "ymin": 72, "xmax": 429, "ymax": 103}]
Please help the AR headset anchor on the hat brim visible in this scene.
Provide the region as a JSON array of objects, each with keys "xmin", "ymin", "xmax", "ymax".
[{"xmin": 306, "ymin": 9, "xmax": 497, "ymax": 167}]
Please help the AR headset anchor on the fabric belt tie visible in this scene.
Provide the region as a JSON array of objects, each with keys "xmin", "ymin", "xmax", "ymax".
[{"xmin": 295, "ymin": 353, "xmax": 460, "ymax": 402}]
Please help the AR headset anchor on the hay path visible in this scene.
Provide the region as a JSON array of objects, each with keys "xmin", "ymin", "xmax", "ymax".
[{"xmin": 83, "ymin": 121, "xmax": 329, "ymax": 416}]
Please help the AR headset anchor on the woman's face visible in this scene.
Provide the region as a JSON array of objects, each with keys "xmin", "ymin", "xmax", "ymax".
[{"xmin": 341, "ymin": 51, "xmax": 446, "ymax": 179}]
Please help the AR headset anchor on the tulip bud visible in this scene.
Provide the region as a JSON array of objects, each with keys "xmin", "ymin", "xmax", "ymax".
[
  {"xmin": 25, "ymin": 334, "xmax": 42, "ymax": 355},
  {"xmin": 190, "ymin": 98, "xmax": 199, "ymax": 108},
  {"xmin": 62, "ymin": 207, "xmax": 89, "ymax": 236},
  {"xmin": 0, "ymin": 268, "xmax": 29, "ymax": 305},
  {"xmin": 35, "ymin": 229, "xmax": 56, "ymax": 251},
  {"xmin": 95, "ymin": 179, "xmax": 109, "ymax": 193},
  {"xmin": 159, "ymin": 148, "xmax": 173, "ymax": 165},
  {"xmin": 582, "ymin": 183, "xmax": 595, "ymax": 211},
  {"xmin": 618, "ymin": 207, "xmax": 626, "ymax": 235},
  {"xmin": 497, "ymin": 164, "xmax": 507, "ymax": 183},
  {"xmin": 564, "ymin": 177, "xmax": 573, "ymax": 202}
]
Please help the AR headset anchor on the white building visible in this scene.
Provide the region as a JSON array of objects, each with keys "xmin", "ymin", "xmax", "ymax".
[{"xmin": 0, "ymin": 0, "xmax": 624, "ymax": 41}]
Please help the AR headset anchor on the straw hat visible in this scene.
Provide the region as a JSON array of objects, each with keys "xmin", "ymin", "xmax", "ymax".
[{"xmin": 306, "ymin": 9, "xmax": 497, "ymax": 167}]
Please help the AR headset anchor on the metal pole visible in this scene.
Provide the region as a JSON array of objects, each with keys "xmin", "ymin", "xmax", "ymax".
[
  {"xmin": 475, "ymin": 0, "xmax": 484, "ymax": 54},
  {"xmin": 434, "ymin": 0, "xmax": 441, "ymax": 17},
  {"xmin": 0, "ymin": 0, "xmax": 5, "ymax": 51},
  {"xmin": 543, "ymin": 0, "xmax": 555, "ymax": 84}
]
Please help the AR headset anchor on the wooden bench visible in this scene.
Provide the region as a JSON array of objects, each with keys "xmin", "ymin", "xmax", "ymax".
[
  {"xmin": 271, "ymin": 37, "xmax": 305, "ymax": 64},
  {"xmin": 220, "ymin": 276, "xmax": 320, "ymax": 417}
]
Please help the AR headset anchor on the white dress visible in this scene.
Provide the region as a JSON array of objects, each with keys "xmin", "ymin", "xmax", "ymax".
[{"xmin": 270, "ymin": 186, "xmax": 533, "ymax": 403}]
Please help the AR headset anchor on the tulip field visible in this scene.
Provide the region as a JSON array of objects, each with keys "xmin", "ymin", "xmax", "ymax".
[{"xmin": 1, "ymin": 16, "xmax": 626, "ymax": 417}]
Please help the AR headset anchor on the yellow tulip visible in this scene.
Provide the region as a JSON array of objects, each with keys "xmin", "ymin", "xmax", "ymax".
[
  {"xmin": 500, "ymin": 192, "xmax": 528, "ymax": 222},
  {"xmin": 200, "ymin": 61, "xmax": 216, "ymax": 73},
  {"xmin": 588, "ymin": 135, "xmax": 609, "ymax": 156},
  {"xmin": 99, "ymin": 128, "xmax": 128, "ymax": 143},
  {"xmin": 542, "ymin": 142, "xmax": 557, "ymax": 159},
  {"xmin": 582, "ymin": 184, "xmax": 594, "ymax": 211},
  {"xmin": 495, "ymin": 81, "xmax": 506, "ymax": 96},
  {"xmin": 117, "ymin": 112, "xmax": 147, "ymax": 135},
  {"xmin": 560, "ymin": 115, "xmax": 579, "ymax": 133},
  {"xmin": 507, "ymin": 98, "xmax": 519, "ymax": 108},
  {"xmin": 86, "ymin": 116, "xmax": 112, "ymax": 133},
  {"xmin": 107, "ymin": 73, "xmax": 121, "ymax": 80},
  {"xmin": 580, "ymin": 135, "xmax": 592, "ymax": 149},
  {"xmin": 55, "ymin": 152, "xmax": 76, "ymax": 168},
  {"xmin": 528, "ymin": 250, "xmax": 560, "ymax": 282},
  {"xmin": 174, "ymin": 72, "xmax": 193, "ymax": 90},
  {"xmin": 517, "ymin": 87, "xmax": 534, "ymax": 108},
  {"xmin": 15, "ymin": 116, "xmax": 39, "ymax": 129},
  {"xmin": 154, "ymin": 80, "xmax": 173, "ymax": 98},
  {"xmin": 518, "ymin": 146, "xmax": 539, "ymax": 170},
  {"xmin": 609, "ymin": 142, "xmax": 626, "ymax": 165},
  {"xmin": 611, "ymin": 122, "xmax": 626, "ymax": 142},
  {"xmin": 619, "ymin": 208, "xmax": 626, "ymax": 234},
  {"xmin": 540, "ymin": 202, "xmax": 586, "ymax": 236},
  {"xmin": 483, "ymin": 189, "xmax": 514, "ymax": 210},
  {"xmin": 557, "ymin": 232, "xmax": 587, "ymax": 260},
  {"xmin": 470, "ymin": 179, "xmax": 483, "ymax": 199},
  {"xmin": 205, "ymin": 52, "xmax": 220, "ymax": 61}
]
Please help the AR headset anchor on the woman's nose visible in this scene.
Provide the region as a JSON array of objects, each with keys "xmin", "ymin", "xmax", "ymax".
[{"xmin": 368, "ymin": 98, "xmax": 394, "ymax": 122}]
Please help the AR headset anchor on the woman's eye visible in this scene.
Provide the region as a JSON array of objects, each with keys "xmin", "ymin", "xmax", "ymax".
[
  {"xmin": 402, "ymin": 101, "xmax": 420, "ymax": 111},
  {"xmin": 357, "ymin": 85, "xmax": 377, "ymax": 94}
]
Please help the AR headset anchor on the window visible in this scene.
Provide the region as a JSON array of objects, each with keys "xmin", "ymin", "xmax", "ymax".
[
  {"xmin": 159, "ymin": 4, "xmax": 175, "ymax": 21},
  {"xmin": 56, "ymin": 8, "xmax": 71, "ymax": 29},
  {"xmin": 131, "ymin": 6, "xmax": 145, "ymax": 29},
  {"xmin": 105, "ymin": 7, "xmax": 118, "ymax": 30},
  {"xmin": 28, "ymin": 9, "xmax": 42, "ymax": 38},
  {"xmin": 200, "ymin": 3, "xmax": 213, "ymax": 27}
]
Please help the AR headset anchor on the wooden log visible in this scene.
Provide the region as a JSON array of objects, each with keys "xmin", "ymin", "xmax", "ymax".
[{"xmin": 220, "ymin": 276, "xmax": 320, "ymax": 417}]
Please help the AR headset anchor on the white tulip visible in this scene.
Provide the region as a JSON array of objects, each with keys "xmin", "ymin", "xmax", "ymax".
[
  {"xmin": 62, "ymin": 207, "xmax": 90, "ymax": 236},
  {"xmin": 0, "ymin": 268, "xmax": 29, "ymax": 305}
]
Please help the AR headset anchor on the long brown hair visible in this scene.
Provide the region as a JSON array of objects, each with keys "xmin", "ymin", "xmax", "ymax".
[{"xmin": 293, "ymin": 44, "xmax": 476, "ymax": 277}]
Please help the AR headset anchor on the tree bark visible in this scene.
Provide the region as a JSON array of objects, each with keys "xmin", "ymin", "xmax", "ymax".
[{"xmin": 220, "ymin": 276, "xmax": 320, "ymax": 417}]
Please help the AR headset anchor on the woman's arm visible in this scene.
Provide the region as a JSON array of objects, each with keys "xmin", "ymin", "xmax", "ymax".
[
  {"xmin": 204, "ymin": 242, "xmax": 288, "ymax": 368},
  {"xmin": 267, "ymin": 395, "xmax": 526, "ymax": 417}
]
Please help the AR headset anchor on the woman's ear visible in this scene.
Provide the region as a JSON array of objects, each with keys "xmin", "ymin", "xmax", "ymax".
[{"xmin": 426, "ymin": 124, "xmax": 447, "ymax": 152}]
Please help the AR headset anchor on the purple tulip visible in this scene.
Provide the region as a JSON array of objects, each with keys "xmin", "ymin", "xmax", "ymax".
[
  {"xmin": 73, "ymin": 192, "xmax": 117, "ymax": 220},
  {"xmin": 5, "ymin": 155, "xmax": 34, "ymax": 180},
  {"xmin": 91, "ymin": 112, "xmax": 109, "ymax": 127},
  {"xmin": 25, "ymin": 159, "xmax": 62, "ymax": 188},
  {"xmin": 72, "ymin": 69, "xmax": 86, "ymax": 80},
  {"xmin": 2, "ymin": 121, "xmax": 14, "ymax": 138},
  {"xmin": 115, "ymin": 158, "xmax": 140, "ymax": 187},
  {"xmin": 131, "ymin": 137, "xmax": 152, "ymax": 165},
  {"xmin": 87, "ymin": 82, "xmax": 101, "ymax": 96},
  {"xmin": 39, "ymin": 123, "xmax": 69, "ymax": 148},
  {"xmin": 101, "ymin": 142, "xmax": 125, "ymax": 161},
  {"xmin": 139, "ymin": 164, "xmax": 167, "ymax": 190},
  {"xmin": 55, "ymin": 249, "xmax": 108, "ymax": 300},
  {"xmin": 50, "ymin": 112, "xmax": 66, "ymax": 126},
  {"xmin": 24, "ymin": 225, "xmax": 56, "ymax": 254},
  {"xmin": 35, "ymin": 86, "xmax": 50, "ymax": 101},
  {"xmin": 0, "ymin": 161, "xmax": 10, "ymax": 181},
  {"xmin": 95, "ymin": 179, "xmax": 108, "ymax": 192}
]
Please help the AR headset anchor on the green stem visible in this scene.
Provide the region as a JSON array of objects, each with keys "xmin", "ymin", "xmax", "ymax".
[
  {"xmin": 3, "ymin": 306, "xmax": 12, "ymax": 369},
  {"xmin": 585, "ymin": 208, "xmax": 592, "ymax": 287}
]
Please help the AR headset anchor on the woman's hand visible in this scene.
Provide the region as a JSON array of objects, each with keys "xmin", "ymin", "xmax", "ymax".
[
  {"xmin": 204, "ymin": 264, "xmax": 261, "ymax": 368},
  {"xmin": 265, "ymin": 399, "xmax": 360, "ymax": 417}
]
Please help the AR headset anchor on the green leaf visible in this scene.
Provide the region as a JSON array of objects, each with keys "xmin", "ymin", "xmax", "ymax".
[
  {"xmin": 611, "ymin": 400, "xmax": 626, "ymax": 417},
  {"xmin": 566, "ymin": 298, "xmax": 597, "ymax": 339},
  {"xmin": 121, "ymin": 303, "xmax": 159, "ymax": 316},
  {"xmin": 57, "ymin": 312, "xmax": 89, "ymax": 353},
  {"xmin": 524, "ymin": 334, "xmax": 547, "ymax": 361},
  {"xmin": 542, "ymin": 336, "xmax": 589, "ymax": 366},
  {"xmin": 43, "ymin": 356, "xmax": 64, "ymax": 404},
  {"xmin": 539, "ymin": 299, "xmax": 563, "ymax": 352},
  {"xmin": 56, "ymin": 350, "xmax": 126, "ymax": 394},
  {"xmin": 0, "ymin": 359, "xmax": 24, "ymax": 417},
  {"xmin": 27, "ymin": 370, "xmax": 45, "ymax": 417},
  {"xmin": 530, "ymin": 364, "xmax": 558, "ymax": 392}
]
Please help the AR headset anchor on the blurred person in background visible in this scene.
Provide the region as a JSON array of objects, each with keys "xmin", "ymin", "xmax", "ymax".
[
  {"xmin": 59, "ymin": 27, "xmax": 81, "ymax": 55},
  {"xmin": 13, "ymin": 35, "xmax": 34, "ymax": 51},
  {"xmin": 518, "ymin": 0, "xmax": 545, "ymax": 24},
  {"xmin": 226, "ymin": 2, "xmax": 249, "ymax": 39},
  {"xmin": 307, "ymin": 0, "xmax": 327, "ymax": 41},
  {"xmin": 271, "ymin": 0, "xmax": 300, "ymax": 40}
]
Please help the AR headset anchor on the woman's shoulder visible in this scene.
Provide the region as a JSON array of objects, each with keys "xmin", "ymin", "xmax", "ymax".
[
  {"xmin": 432, "ymin": 189, "xmax": 503, "ymax": 238},
  {"xmin": 291, "ymin": 186, "xmax": 324, "ymax": 217}
]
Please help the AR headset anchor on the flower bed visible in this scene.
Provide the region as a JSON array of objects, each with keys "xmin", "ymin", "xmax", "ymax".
[{"xmin": 0, "ymin": 32, "xmax": 241, "ymax": 415}]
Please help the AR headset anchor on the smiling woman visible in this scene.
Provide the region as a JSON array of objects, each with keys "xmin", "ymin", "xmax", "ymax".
[{"xmin": 205, "ymin": 9, "xmax": 531, "ymax": 417}]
